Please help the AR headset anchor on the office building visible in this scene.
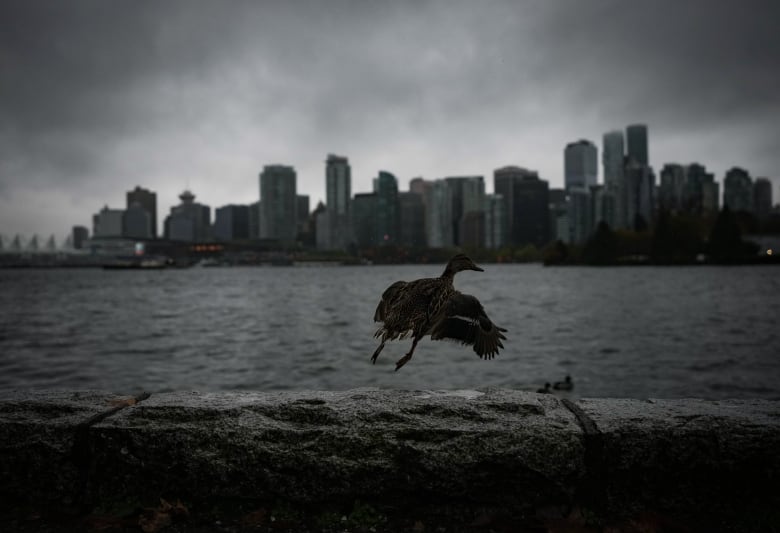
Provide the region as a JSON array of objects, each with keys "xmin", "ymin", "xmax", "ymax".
[
  {"xmin": 484, "ymin": 194, "xmax": 506, "ymax": 249},
  {"xmin": 602, "ymin": 130, "xmax": 625, "ymax": 190},
  {"xmin": 659, "ymin": 163, "xmax": 686, "ymax": 212},
  {"xmin": 564, "ymin": 140, "xmax": 598, "ymax": 190},
  {"xmin": 624, "ymin": 160, "xmax": 655, "ymax": 229},
  {"xmin": 374, "ymin": 171, "xmax": 400, "ymax": 245},
  {"xmin": 683, "ymin": 163, "xmax": 716, "ymax": 214},
  {"xmin": 123, "ymin": 202, "xmax": 153, "ymax": 239},
  {"xmin": 259, "ymin": 165, "xmax": 297, "ymax": 244},
  {"xmin": 753, "ymin": 178, "xmax": 773, "ymax": 218},
  {"xmin": 424, "ymin": 180, "xmax": 454, "ymax": 248},
  {"xmin": 723, "ymin": 167, "xmax": 753, "ymax": 212},
  {"xmin": 164, "ymin": 190, "xmax": 211, "ymax": 242},
  {"xmin": 325, "ymin": 154, "xmax": 352, "ymax": 250},
  {"xmin": 399, "ymin": 192, "xmax": 426, "ymax": 248},
  {"xmin": 72, "ymin": 226, "xmax": 89, "ymax": 250},
  {"xmin": 494, "ymin": 166, "xmax": 550, "ymax": 247},
  {"xmin": 444, "ymin": 176, "xmax": 485, "ymax": 246},
  {"xmin": 214, "ymin": 204, "xmax": 250, "ymax": 241},
  {"xmin": 93, "ymin": 206, "xmax": 124, "ymax": 238},
  {"xmin": 626, "ymin": 124, "xmax": 649, "ymax": 165},
  {"xmin": 126, "ymin": 186, "xmax": 157, "ymax": 238},
  {"xmin": 352, "ymin": 193, "xmax": 377, "ymax": 248}
]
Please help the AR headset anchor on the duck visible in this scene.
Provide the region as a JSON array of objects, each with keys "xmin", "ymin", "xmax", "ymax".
[
  {"xmin": 553, "ymin": 375, "xmax": 574, "ymax": 391},
  {"xmin": 536, "ymin": 383, "xmax": 552, "ymax": 394},
  {"xmin": 371, "ymin": 254, "xmax": 507, "ymax": 371}
]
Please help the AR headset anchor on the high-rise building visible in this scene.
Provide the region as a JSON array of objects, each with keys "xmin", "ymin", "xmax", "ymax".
[
  {"xmin": 624, "ymin": 160, "xmax": 655, "ymax": 229},
  {"xmin": 659, "ymin": 164, "xmax": 686, "ymax": 212},
  {"xmin": 626, "ymin": 124, "xmax": 649, "ymax": 165},
  {"xmin": 753, "ymin": 178, "xmax": 773, "ymax": 218},
  {"xmin": 123, "ymin": 202, "xmax": 153, "ymax": 239},
  {"xmin": 72, "ymin": 226, "xmax": 89, "ymax": 249},
  {"xmin": 424, "ymin": 180, "xmax": 454, "ymax": 248},
  {"xmin": 548, "ymin": 188, "xmax": 568, "ymax": 242},
  {"xmin": 602, "ymin": 131, "xmax": 625, "ymax": 190},
  {"xmin": 352, "ymin": 193, "xmax": 377, "ymax": 248},
  {"xmin": 126, "ymin": 186, "xmax": 157, "ymax": 238},
  {"xmin": 683, "ymin": 163, "xmax": 716, "ymax": 214},
  {"xmin": 374, "ymin": 171, "xmax": 400, "ymax": 245},
  {"xmin": 325, "ymin": 154, "xmax": 352, "ymax": 250},
  {"xmin": 248, "ymin": 201, "xmax": 260, "ymax": 239},
  {"xmin": 259, "ymin": 165, "xmax": 297, "ymax": 243},
  {"xmin": 484, "ymin": 194, "xmax": 506, "ymax": 249},
  {"xmin": 444, "ymin": 176, "xmax": 485, "ymax": 246},
  {"xmin": 494, "ymin": 166, "xmax": 550, "ymax": 247},
  {"xmin": 723, "ymin": 167, "xmax": 753, "ymax": 212},
  {"xmin": 564, "ymin": 140, "xmax": 598, "ymax": 191},
  {"xmin": 164, "ymin": 190, "xmax": 211, "ymax": 242},
  {"xmin": 214, "ymin": 204, "xmax": 250, "ymax": 241},
  {"xmin": 567, "ymin": 188, "xmax": 592, "ymax": 243},
  {"xmin": 399, "ymin": 192, "xmax": 426, "ymax": 248},
  {"xmin": 591, "ymin": 185, "xmax": 617, "ymax": 231},
  {"xmin": 93, "ymin": 206, "xmax": 124, "ymax": 237}
]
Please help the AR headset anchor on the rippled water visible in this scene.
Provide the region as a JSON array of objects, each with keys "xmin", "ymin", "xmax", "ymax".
[{"xmin": 1, "ymin": 264, "xmax": 778, "ymax": 399}]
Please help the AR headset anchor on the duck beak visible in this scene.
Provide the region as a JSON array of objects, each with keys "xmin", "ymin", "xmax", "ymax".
[{"xmin": 472, "ymin": 265, "xmax": 484, "ymax": 272}]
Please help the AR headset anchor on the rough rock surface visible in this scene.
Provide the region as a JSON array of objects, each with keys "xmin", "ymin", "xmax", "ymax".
[{"xmin": 1, "ymin": 389, "xmax": 779, "ymax": 531}]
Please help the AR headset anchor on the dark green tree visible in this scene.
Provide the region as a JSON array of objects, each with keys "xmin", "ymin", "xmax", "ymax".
[{"xmin": 582, "ymin": 221, "xmax": 618, "ymax": 265}]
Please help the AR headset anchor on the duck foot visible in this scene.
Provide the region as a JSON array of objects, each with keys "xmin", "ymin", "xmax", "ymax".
[{"xmin": 395, "ymin": 354, "xmax": 412, "ymax": 371}]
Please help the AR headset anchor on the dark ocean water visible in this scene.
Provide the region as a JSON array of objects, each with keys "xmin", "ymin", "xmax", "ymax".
[{"xmin": 1, "ymin": 264, "xmax": 778, "ymax": 399}]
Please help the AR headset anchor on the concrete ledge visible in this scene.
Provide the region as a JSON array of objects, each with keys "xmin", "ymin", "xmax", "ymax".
[{"xmin": 1, "ymin": 389, "xmax": 778, "ymax": 531}]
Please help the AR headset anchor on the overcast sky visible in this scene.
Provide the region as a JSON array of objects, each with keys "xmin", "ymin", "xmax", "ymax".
[{"xmin": 1, "ymin": 0, "xmax": 778, "ymax": 240}]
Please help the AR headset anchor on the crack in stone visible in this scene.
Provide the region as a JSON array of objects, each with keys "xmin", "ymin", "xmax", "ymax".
[
  {"xmin": 70, "ymin": 392, "xmax": 152, "ymax": 511},
  {"xmin": 560, "ymin": 398, "xmax": 606, "ymax": 514}
]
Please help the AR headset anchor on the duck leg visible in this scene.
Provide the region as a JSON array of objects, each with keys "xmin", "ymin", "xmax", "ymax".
[
  {"xmin": 395, "ymin": 337, "xmax": 420, "ymax": 371},
  {"xmin": 370, "ymin": 341, "xmax": 386, "ymax": 364}
]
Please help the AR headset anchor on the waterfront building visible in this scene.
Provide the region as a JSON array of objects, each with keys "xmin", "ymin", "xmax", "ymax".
[
  {"xmin": 214, "ymin": 204, "xmax": 250, "ymax": 241},
  {"xmin": 484, "ymin": 194, "xmax": 506, "ymax": 249},
  {"xmin": 248, "ymin": 200, "xmax": 260, "ymax": 239},
  {"xmin": 723, "ymin": 167, "xmax": 753, "ymax": 212},
  {"xmin": 72, "ymin": 226, "xmax": 89, "ymax": 250},
  {"xmin": 92, "ymin": 206, "xmax": 124, "ymax": 238},
  {"xmin": 564, "ymin": 140, "xmax": 598, "ymax": 191},
  {"xmin": 399, "ymin": 192, "xmax": 426, "ymax": 248},
  {"xmin": 494, "ymin": 166, "xmax": 550, "ymax": 247},
  {"xmin": 352, "ymin": 193, "xmax": 377, "ymax": 248},
  {"xmin": 659, "ymin": 163, "xmax": 686, "ymax": 212},
  {"xmin": 602, "ymin": 131, "xmax": 625, "ymax": 190},
  {"xmin": 591, "ymin": 185, "xmax": 617, "ymax": 231},
  {"xmin": 624, "ymin": 160, "xmax": 655, "ymax": 229},
  {"xmin": 682, "ymin": 163, "xmax": 716, "ymax": 214},
  {"xmin": 259, "ymin": 165, "xmax": 297, "ymax": 244},
  {"xmin": 548, "ymin": 188, "xmax": 568, "ymax": 242},
  {"xmin": 444, "ymin": 176, "xmax": 485, "ymax": 246},
  {"xmin": 374, "ymin": 171, "xmax": 400, "ymax": 245},
  {"xmin": 424, "ymin": 180, "xmax": 454, "ymax": 248},
  {"xmin": 567, "ymin": 188, "xmax": 592, "ymax": 244},
  {"xmin": 753, "ymin": 178, "xmax": 773, "ymax": 218},
  {"xmin": 626, "ymin": 124, "xmax": 649, "ymax": 166},
  {"xmin": 123, "ymin": 202, "xmax": 153, "ymax": 239},
  {"xmin": 126, "ymin": 186, "xmax": 157, "ymax": 238},
  {"xmin": 164, "ymin": 190, "xmax": 211, "ymax": 242},
  {"xmin": 325, "ymin": 154, "xmax": 352, "ymax": 250}
]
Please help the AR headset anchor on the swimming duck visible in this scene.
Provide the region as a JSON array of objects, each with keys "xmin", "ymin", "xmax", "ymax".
[
  {"xmin": 536, "ymin": 383, "xmax": 552, "ymax": 394},
  {"xmin": 371, "ymin": 254, "xmax": 507, "ymax": 371},
  {"xmin": 553, "ymin": 375, "xmax": 574, "ymax": 391}
]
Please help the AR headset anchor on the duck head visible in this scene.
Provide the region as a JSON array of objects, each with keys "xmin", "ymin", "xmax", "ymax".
[{"xmin": 442, "ymin": 254, "xmax": 484, "ymax": 277}]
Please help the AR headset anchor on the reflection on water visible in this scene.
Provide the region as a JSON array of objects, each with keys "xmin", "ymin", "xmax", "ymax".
[{"xmin": 0, "ymin": 264, "xmax": 778, "ymax": 399}]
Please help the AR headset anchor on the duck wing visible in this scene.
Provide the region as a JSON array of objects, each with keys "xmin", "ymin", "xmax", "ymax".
[
  {"xmin": 429, "ymin": 291, "xmax": 507, "ymax": 359},
  {"xmin": 373, "ymin": 280, "xmax": 408, "ymax": 322}
]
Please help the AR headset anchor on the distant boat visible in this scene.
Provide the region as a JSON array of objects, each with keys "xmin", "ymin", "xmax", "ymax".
[{"xmin": 103, "ymin": 257, "xmax": 167, "ymax": 270}]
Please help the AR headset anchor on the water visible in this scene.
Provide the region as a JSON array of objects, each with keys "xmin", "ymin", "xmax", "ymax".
[{"xmin": 0, "ymin": 264, "xmax": 778, "ymax": 399}]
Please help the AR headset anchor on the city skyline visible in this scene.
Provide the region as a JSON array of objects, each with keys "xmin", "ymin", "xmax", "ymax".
[{"xmin": 2, "ymin": 0, "xmax": 779, "ymax": 237}]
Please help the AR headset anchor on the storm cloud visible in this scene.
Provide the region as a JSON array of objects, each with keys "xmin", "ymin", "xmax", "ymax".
[{"xmin": 1, "ymin": 0, "xmax": 778, "ymax": 238}]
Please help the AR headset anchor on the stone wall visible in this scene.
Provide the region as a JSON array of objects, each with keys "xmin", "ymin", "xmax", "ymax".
[{"xmin": 1, "ymin": 389, "xmax": 778, "ymax": 531}]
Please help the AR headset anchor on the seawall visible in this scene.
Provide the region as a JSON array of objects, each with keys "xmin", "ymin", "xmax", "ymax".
[{"xmin": 1, "ymin": 389, "xmax": 778, "ymax": 531}]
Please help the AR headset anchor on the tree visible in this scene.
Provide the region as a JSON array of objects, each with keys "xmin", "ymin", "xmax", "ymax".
[{"xmin": 582, "ymin": 221, "xmax": 618, "ymax": 265}]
